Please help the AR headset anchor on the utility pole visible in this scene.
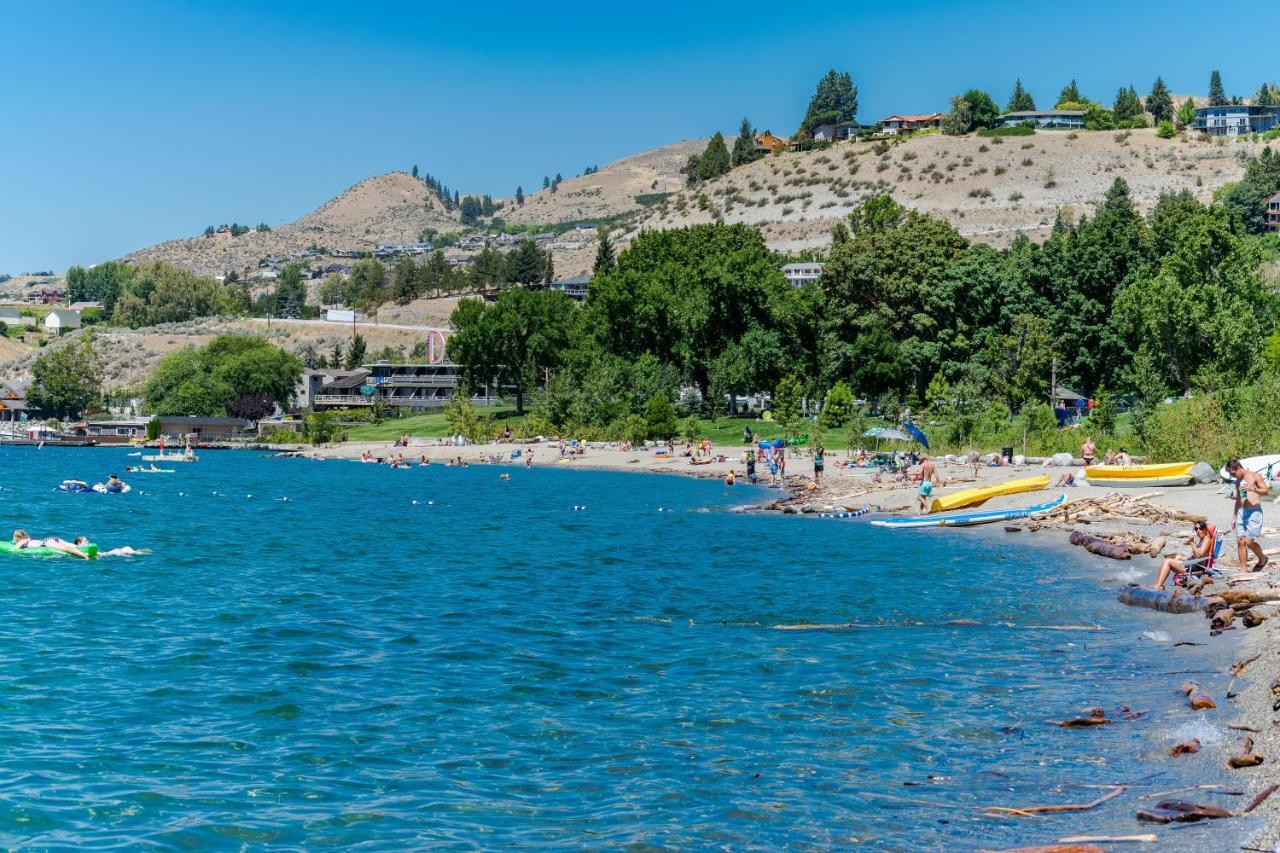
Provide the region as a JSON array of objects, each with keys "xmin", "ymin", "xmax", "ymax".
[{"xmin": 1050, "ymin": 355, "xmax": 1057, "ymax": 408}]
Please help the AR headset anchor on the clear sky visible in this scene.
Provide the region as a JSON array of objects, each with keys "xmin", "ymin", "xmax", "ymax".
[{"xmin": 4, "ymin": 0, "xmax": 1279, "ymax": 273}]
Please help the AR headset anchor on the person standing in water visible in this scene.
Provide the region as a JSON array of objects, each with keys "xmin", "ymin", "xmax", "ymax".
[{"xmin": 1227, "ymin": 458, "xmax": 1270, "ymax": 571}]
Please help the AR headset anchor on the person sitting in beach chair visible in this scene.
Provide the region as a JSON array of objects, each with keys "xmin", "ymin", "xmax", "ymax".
[{"xmin": 1153, "ymin": 521, "xmax": 1215, "ymax": 591}]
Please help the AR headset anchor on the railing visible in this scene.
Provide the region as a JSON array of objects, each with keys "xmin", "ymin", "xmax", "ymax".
[
  {"xmin": 314, "ymin": 394, "xmax": 373, "ymax": 406},
  {"xmin": 374, "ymin": 376, "xmax": 459, "ymax": 387}
]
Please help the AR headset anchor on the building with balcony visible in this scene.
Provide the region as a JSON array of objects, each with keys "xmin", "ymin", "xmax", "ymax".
[{"xmin": 1195, "ymin": 104, "xmax": 1280, "ymax": 137}]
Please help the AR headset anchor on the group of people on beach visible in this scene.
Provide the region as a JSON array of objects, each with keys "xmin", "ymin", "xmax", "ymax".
[{"xmin": 1155, "ymin": 458, "xmax": 1270, "ymax": 590}]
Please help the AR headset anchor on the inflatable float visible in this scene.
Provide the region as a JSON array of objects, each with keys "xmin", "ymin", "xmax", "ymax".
[{"xmin": 0, "ymin": 541, "xmax": 98, "ymax": 559}]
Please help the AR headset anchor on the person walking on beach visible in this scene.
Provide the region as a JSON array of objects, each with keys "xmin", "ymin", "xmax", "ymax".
[
  {"xmin": 813, "ymin": 446, "xmax": 825, "ymax": 485},
  {"xmin": 1227, "ymin": 459, "xmax": 1270, "ymax": 571},
  {"xmin": 917, "ymin": 455, "xmax": 939, "ymax": 514}
]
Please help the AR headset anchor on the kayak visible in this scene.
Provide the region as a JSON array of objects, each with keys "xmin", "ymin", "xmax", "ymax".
[
  {"xmin": 1219, "ymin": 454, "xmax": 1280, "ymax": 482},
  {"xmin": 873, "ymin": 494, "xmax": 1066, "ymax": 529},
  {"xmin": 1084, "ymin": 462, "xmax": 1194, "ymax": 481},
  {"xmin": 0, "ymin": 541, "xmax": 98, "ymax": 559},
  {"xmin": 929, "ymin": 474, "xmax": 1050, "ymax": 513},
  {"xmin": 1084, "ymin": 474, "xmax": 1194, "ymax": 488}
]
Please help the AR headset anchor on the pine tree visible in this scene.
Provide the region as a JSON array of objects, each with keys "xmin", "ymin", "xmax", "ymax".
[
  {"xmin": 542, "ymin": 175, "xmax": 550, "ymax": 189},
  {"xmin": 593, "ymin": 226, "xmax": 615, "ymax": 275},
  {"xmin": 1007, "ymin": 78, "xmax": 1035, "ymax": 112},
  {"xmin": 1177, "ymin": 97, "xmax": 1198, "ymax": 128},
  {"xmin": 1208, "ymin": 69, "xmax": 1228, "ymax": 106},
  {"xmin": 543, "ymin": 252, "xmax": 554, "ymax": 287},
  {"xmin": 796, "ymin": 69, "xmax": 858, "ymax": 137},
  {"xmin": 1057, "ymin": 79, "xmax": 1081, "ymax": 107},
  {"xmin": 1113, "ymin": 85, "xmax": 1144, "ymax": 123},
  {"xmin": 345, "ymin": 333, "xmax": 367, "ymax": 370},
  {"xmin": 1146, "ymin": 77, "xmax": 1174, "ymax": 123},
  {"xmin": 411, "ymin": 164, "xmax": 419, "ymax": 178},
  {"xmin": 731, "ymin": 116, "xmax": 756, "ymax": 167},
  {"xmin": 515, "ymin": 185, "xmax": 524, "ymax": 205},
  {"xmin": 1257, "ymin": 83, "xmax": 1276, "ymax": 107},
  {"xmin": 830, "ymin": 221, "xmax": 851, "ymax": 247},
  {"xmin": 697, "ymin": 133, "xmax": 732, "ymax": 182},
  {"xmin": 553, "ymin": 173, "xmax": 562, "ymax": 186}
]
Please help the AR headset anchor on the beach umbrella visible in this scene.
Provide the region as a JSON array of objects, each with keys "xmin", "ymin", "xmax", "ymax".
[
  {"xmin": 876, "ymin": 428, "xmax": 912, "ymax": 442},
  {"xmin": 903, "ymin": 422, "xmax": 929, "ymax": 450}
]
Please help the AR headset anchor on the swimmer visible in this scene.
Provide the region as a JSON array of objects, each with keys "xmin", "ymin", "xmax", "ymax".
[
  {"xmin": 725, "ymin": 470, "xmax": 736, "ymax": 486},
  {"xmin": 499, "ymin": 473, "xmax": 510, "ymax": 480},
  {"xmin": 106, "ymin": 473, "xmax": 125, "ymax": 489},
  {"xmin": 13, "ymin": 529, "xmax": 90, "ymax": 559},
  {"xmin": 74, "ymin": 536, "xmax": 149, "ymax": 557}
]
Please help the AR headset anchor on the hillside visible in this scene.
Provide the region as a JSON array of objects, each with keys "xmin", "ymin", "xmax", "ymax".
[
  {"xmin": 125, "ymin": 172, "xmax": 459, "ymax": 277},
  {"xmin": 621, "ymin": 128, "xmax": 1264, "ymax": 254}
]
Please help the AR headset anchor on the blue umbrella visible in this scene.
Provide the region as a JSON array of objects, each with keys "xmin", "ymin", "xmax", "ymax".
[{"xmin": 903, "ymin": 422, "xmax": 929, "ymax": 450}]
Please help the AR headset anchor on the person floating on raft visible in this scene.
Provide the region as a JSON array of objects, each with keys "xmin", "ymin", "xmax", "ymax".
[{"xmin": 12, "ymin": 530, "xmax": 92, "ymax": 559}]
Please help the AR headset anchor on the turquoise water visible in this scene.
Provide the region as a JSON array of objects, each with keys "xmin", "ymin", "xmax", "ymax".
[{"xmin": 0, "ymin": 449, "xmax": 1246, "ymax": 848}]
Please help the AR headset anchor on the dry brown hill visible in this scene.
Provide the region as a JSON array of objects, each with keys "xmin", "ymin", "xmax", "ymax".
[{"xmin": 619, "ymin": 127, "xmax": 1263, "ymax": 256}]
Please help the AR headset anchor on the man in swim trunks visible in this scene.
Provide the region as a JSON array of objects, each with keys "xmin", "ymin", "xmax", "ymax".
[
  {"xmin": 1227, "ymin": 459, "xmax": 1269, "ymax": 571},
  {"xmin": 917, "ymin": 455, "xmax": 939, "ymax": 513}
]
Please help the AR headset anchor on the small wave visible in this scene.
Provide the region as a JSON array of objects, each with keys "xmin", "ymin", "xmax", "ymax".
[{"xmin": 1141, "ymin": 630, "xmax": 1172, "ymax": 643}]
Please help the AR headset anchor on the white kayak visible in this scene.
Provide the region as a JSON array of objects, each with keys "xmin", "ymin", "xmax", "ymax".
[
  {"xmin": 871, "ymin": 494, "xmax": 1066, "ymax": 529},
  {"xmin": 1220, "ymin": 454, "xmax": 1280, "ymax": 482}
]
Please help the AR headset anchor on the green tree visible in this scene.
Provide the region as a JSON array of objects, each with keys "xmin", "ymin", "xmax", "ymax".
[
  {"xmin": 1113, "ymin": 85, "xmax": 1145, "ymax": 124},
  {"xmin": 515, "ymin": 185, "xmax": 524, "ymax": 205},
  {"xmin": 731, "ymin": 116, "xmax": 757, "ymax": 166},
  {"xmin": 942, "ymin": 95, "xmax": 972, "ymax": 136},
  {"xmin": 1007, "ymin": 78, "xmax": 1035, "ymax": 112},
  {"xmin": 1177, "ymin": 97, "xmax": 1197, "ymax": 128},
  {"xmin": 1257, "ymin": 83, "xmax": 1276, "ymax": 107},
  {"xmin": 1090, "ymin": 385, "xmax": 1117, "ymax": 435},
  {"xmin": 772, "ymin": 375, "xmax": 804, "ymax": 441},
  {"xmin": 1156, "ymin": 120, "xmax": 1177, "ymax": 139},
  {"xmin": 960, "ymin": 89, "xmax": 1000, "ymax": 129},
  {"xmin": 1223, "ymin": 146, "xmax": 1280, "ymax": 234},
  {"xmin": 505, "ymin": 239, "xmax": 548, "ymax": 286},
  {"xmin": 643, "ymin": 393, "xmax": 678, "ymax": 440},
  {"xmin": 143, "ymin": 335, "xmax": 302, "ymax": 416},
  {"xmin": 694, "ymin": 132, "xmax": 732, "ymax": 182},
  {"xmin": 28, "ymin": 335, "xmax": 102, "ymax": 419},
  {"xmin": 1056, "ymin": 79, "xmax": 1081, "ymax": 108},
  {"xmin": 347, "ymin": 259, "xmax": 387, "ymax": 308},
  {"xmin": 1208, "ymin": 69, "xmax": 1228, "ymax": 106},
  {"xmin": 459, "ymin": 195, "xmax": 482, "ymax": 224},
  {"xmin": 470, "ymin": 244, "xmax": 507, "ymax": 288},
  {"xmin": 274, "ymin": 263, "xmax": 307, "ymax": 318},
  {"xmin": 593, "ymin": 226, "xmax": 615, "ymax": 276},
  {"xmin": 819, "ymin": 380, "xmax": 856, "ymax": 427},
  {"xmin": 797, "ymin": 69, "xmax": 858, "ymax": 137},
  {"xmin": 1146, "ymin": 77, "xmax": 1174, "ymax": 123},
  {"xmin": 392, "ymin": 256, "xmax": 420, "ymax": 303},
  {"xmin": 345, "ymin": 333, "xmax": 367, "ymax": 370}
]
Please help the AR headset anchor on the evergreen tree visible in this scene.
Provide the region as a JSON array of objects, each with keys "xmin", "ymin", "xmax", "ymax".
[
  {"xmin": 1257, "ymin": 83, "xmax": 1276, "ymax": 107},
  {"xmin": 273, "ymin": 264, "xmax": 307, "ymax": 318},
  {"xmin": 481, "ymin": 195, "xmax": 495, "ymax": 216},
  {"xmin": 1113, "ymin": 85, "xmax": 1144, "ymax": 123},
  {"xmin": 593, "ymin": 226, "xmax": 615, "ymax": 275},
  {"xmin": 553, "ymin": 173, "xmax": 563, "ymax": 186},
  {"xmin": 329, "ymin": 340, "xmax": 343, "ymax": 371},
  {"xmin": 1057, "ymin": 79, "xmax": 1081, "ymax": 108},
  {"xmin": 515, "ymin": 185, "xmax": 524, "ymax": 205},
  {"xmin": 506, "ymin": 240, "xmax": 548, "ymax": 286},
  {"xmin": 542, "ymin": 175, "xmax": 550, "ymax": 189},
  {"xmin": 830, "ymin": 221, "xmax": 851, "ymax": 247},
  {"xmin": 459, "ymin": 195, "xmax": 482, "ymax": 225},
  {"xmin": 797, "ymin": 69, "xmax": 858, "ymax": 137},
  {"xmin": 345, "ymin": 333, "xmax": 367, "ymax": 371},
  {"xmin": 1146, "ymin": 77, "xmax": 1174, "ymax": 123},
  {"xmin": 1209, "ymin": 69, "xmax": 1228, "ymax": 106},
  {"xmin": 697, "ymin": 133, "xmax": 732, "ymax": 182},
  {"xmin": 543, "ymin": 252, "xmax": 554, "ymax": 287},
  {"xmin": 1007, "ymin": 78, "xmax": 1035, "ymax": 112},
  {"xmin": 1177, "ymin": 97, "xmax": 1198, "ymax": 128},
  {"xmin": 731, "ymin": 116, "xmax": 756, "ymax": 167},
  {"xmin": 411, "ymin": 164, "xmax": 419, "ymax": 178}
]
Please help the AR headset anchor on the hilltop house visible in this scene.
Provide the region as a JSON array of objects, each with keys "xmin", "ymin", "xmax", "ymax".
[
  {"xmin": 550, "ymin": 274, "xmax": 590, "ymax": 300},
  {"xmin": 0, "ymin": 307, "xmax": 33, "ymax": 327},
  {"xmin": 996, "ymin": 109, "xmax": 1085, "ymax": 130},
  {"xmin": 754, "ymin": 132, "xmax": 788, "ymax": 155},
  {"xmin": 877, "ymin": 113, "xmax": 943, "ymax": 136},
  {"xmin": 43, "ymin": 309, "xmax": 81, "ymax": 334},
  {"xmin": 1267, "ymin": 190, "xmax": 1280, "ymax": 232},
  {"xmin": 781, "ymin": 262, "xmax": 824, "ymax": 287},
  {"xmin": 811, "ymin": 122, "xmax": 865, "ymax": 142},
  {"xmin": 0, "ymin": 381, "xmax": 30, "ymax": 424},
  {"xmin": 1195, "ymin": 104, "xmax": 1280, "ymax": 137}
]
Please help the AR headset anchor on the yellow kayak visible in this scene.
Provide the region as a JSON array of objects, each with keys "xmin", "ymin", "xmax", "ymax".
[
  {"xmin": 929, "ymin": 474, "xmax": 1050, "ymax": 514},
  {"xmin": 1083, "ymin": 462, "xmax": 1194, "ymax": 481}
]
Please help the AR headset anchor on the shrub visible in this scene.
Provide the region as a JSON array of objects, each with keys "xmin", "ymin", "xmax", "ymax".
[
  {"xmin": 993, "ymin": 165, "xmax": 1006, "ymax": 176},
  {"xmin": 976, "ymin": 126, "xmax": 1035, "ymax": 137},
  {"xmin": 1021, "ymin": 157, "xmax": 1034, "ymax": 167},
  {"xmin": 1156, "ymin": 120, "xmax": 1177, "ymax": 140},
  {"xmin": 1009, "ymin": 191, "xmax": 1024, "ymax": 201}
]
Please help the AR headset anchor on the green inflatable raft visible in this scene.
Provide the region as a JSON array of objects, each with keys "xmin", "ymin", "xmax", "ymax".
[{"xmin": 0, "ymin": 541, "xmax": 98, "ymax": 559}]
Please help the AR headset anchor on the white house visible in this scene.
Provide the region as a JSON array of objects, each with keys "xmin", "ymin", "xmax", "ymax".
[
  {"xmin": 782, "ymin": 262, "xmax": 824, "ymax": 287},
  {"xmin": 43, "ymin": 309, "xmax": 81, "ymax": 334}
]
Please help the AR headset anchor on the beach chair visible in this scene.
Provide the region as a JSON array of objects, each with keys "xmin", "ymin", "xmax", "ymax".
[{"xmin": 1182, "ymin": 526, "xmax": 1223, "ymax": 579}]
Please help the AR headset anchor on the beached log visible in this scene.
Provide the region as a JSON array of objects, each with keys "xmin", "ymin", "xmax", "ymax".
[
  {"xmin": 999, "ymin": 846, "xmax": 1105, "ymax": 853},
  {"xmin": 1243, "ymin": 610, "xmax": 1266, "ymax": 628},
  {"xmin": 982, "ymin": 785, "xmax": 1126, "ymax": 817},
  {"xmin": 1211, "ymin": 607, "xmax": 1235, "ymax": 630},
  {"xmin": 1169, "ymin": 739, "xmax": 1200, "ymax": 757},
  {"xmin": 1181, "ymin": 681, "xmax": 1216, "ymax": 710},
  {"xmin": 1057, "ymin": 707, "xmax": 1111, "ymax": 728},
  {"xmin": 1244, "ymin": 784, "xmax": 1280, "ymax": 813},
  {"xmin": 1116, "ymin": 584, "xmax": 1207, "ymax": 614},
  {"xmin": 1136, "ymin": 800, "xmax": 1233, "ymax": 823},
  {"xmin": 1220, "ymin": 589, "xmax": 1280, "ymax": 605},
  {"xmin": 1228, "ymin": 736, "xmax": 1264, "ymax": 769},
  {"xmin": 1070, "ymin": 531, "xmax": 1130, "ymax": 559},
  {"xmin": 1147, "ymin": 535, "xmax": 1167, "ymax": 557}
]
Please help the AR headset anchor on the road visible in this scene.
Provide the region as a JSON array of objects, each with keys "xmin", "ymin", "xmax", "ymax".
[{"xmin": 244, "ymin": 317, "xmax": 451, "ymax": 334}]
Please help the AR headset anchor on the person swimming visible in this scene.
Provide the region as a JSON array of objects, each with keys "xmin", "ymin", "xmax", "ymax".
[
  {"xmin": 106, "ymin": 473, "xmax": 127, "ymax": 491},
  {"xmin": 12, "ymin": 529, "xmax": 91, "ymax": 559},
  {"xmin": 73, "ymin": 536, "xmax": 148, "ymax": 557}
]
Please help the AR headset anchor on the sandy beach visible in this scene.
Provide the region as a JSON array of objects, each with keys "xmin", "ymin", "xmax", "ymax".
[{"xmin": 296, "ymin": 436, "xmax": 1280, "ymax": 843}]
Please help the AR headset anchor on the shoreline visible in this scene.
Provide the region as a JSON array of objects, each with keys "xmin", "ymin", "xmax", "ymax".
[{"xmin": 291, "ymin": 437, "xmax": 1280, "ymax": 843}]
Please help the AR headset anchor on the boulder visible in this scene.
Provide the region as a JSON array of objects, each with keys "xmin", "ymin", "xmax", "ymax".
[{"xmin": 1191, "ymin": 461, "xmax": 1220, "ymax": 484}]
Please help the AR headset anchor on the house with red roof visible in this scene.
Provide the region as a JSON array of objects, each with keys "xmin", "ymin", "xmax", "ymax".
[{"xmin": 877, "ymin": 113, "xmax": 943, "ymax": 136}]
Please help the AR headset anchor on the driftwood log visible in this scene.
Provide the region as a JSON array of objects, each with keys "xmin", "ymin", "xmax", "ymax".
[
  {"xmin": 1116, "ymin": 584, "xmax": 1207, "ymax": 614},
  {"xmin": 1169, "ymin": 738, "xmax": 1201, "ymax": 757},
  {"xmin": 1137, "ymin": 799, "xmax": 1233, "ymax": 823},
  {"xmin": 1070, "ymin": 531, "xmax": 1130, "ymax": 559},
  {"xmin": 1057, "ymin": 707, "xmax": 1111, "ymax": 728},
  {"xmin": 1228, "ymin": 735, "xmax": 1264, "ymax": 769},
  {"xmin": 1181, "ymin": 680, "xmax": 1217, "ymax": 710}
]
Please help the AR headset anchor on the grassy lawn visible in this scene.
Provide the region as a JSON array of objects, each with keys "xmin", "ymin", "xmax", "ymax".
[{"xmin": 342, "ymin": 406, "xmax": 517, "ymax": 441}]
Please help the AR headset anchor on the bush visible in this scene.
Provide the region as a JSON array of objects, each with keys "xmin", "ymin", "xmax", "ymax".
[
  {"xmin": 643, "ymin": 393, "xmax": 678, "ymax": 440},
  {"xmin": 976, "ymin": 126, "xmax": 1035, "ymax": 137},
  {"xmin": 820, "ymin": 381, "xmax": 857, "ymax": 427},
  {"xmin": 1156, "ymin": 120, "xmax": 1177, "ymax": 140},
  {"xmin": 261, "ymin": 427, "xmax": 304, "ymax": 444}
]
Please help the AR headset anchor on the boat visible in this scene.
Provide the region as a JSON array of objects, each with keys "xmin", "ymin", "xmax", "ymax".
[
  {"xmin": 1219, "ymin": 455, "xmax": 1280, "ymax": 482},
  {"xmin": 125, "ymin": 465, "xmax": 174, "ymax": 473},
  {"xmin": 928, "ymin": 474, "xmax": 1050, "ymax": 513},
  {"xmin": 1084, "ymin": 462, "xmax": 1194, "ymax": 488},
  {"xmin": 873, "ymin": 494, "xmax": 1066, "ymax": 529}
]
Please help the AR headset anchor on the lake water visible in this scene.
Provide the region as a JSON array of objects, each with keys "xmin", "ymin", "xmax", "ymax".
[{"xmin": 0, "ymin": 448, "xmax": 1254, "ymax": 848}]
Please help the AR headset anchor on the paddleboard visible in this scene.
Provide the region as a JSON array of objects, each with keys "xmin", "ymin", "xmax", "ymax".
[{"xmin": 872, "ymin": 494, "xmax": 1066, "ymax": 529}]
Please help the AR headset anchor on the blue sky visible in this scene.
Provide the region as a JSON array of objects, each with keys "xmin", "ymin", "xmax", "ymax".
[{"xmin": 3, "ymin": 0, "xmax": 1279, "ymax": 273}]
